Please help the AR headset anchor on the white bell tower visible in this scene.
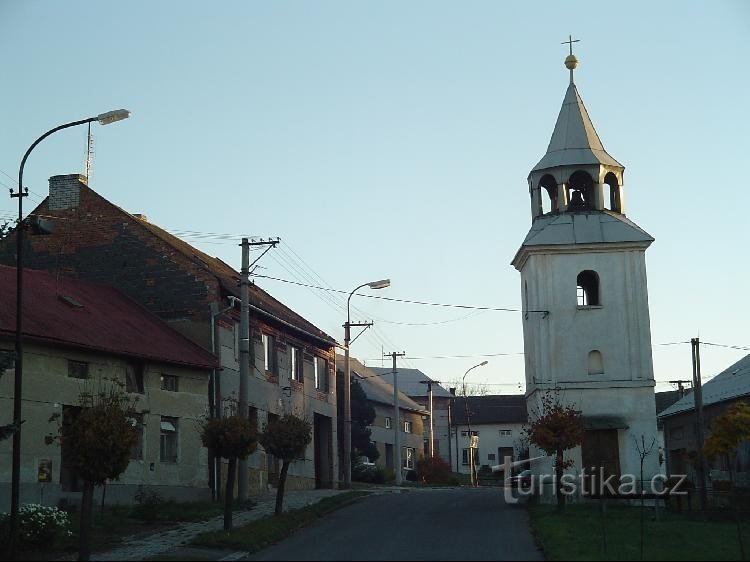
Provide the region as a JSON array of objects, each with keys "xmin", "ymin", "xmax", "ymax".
[{"xmin": 513, "ymin": 42, "xmax": 660, "ymax": 492}]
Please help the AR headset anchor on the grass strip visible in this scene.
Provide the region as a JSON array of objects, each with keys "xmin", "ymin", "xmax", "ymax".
[{"xmin": 191, "ymin": 491, "xmax": 370, "ymax": 553}]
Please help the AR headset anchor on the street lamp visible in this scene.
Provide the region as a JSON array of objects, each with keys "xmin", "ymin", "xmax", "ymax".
[
  {"xmin": 342, "ymin": 279, "xmax": 390, "ymax": 487},
  {"xmin": 7, "ymin": 110, "xmax": 130, "ymax": 559},
  {"xmin": 461, "ymin": 360, "xmax": 488, "ymax": 488}
]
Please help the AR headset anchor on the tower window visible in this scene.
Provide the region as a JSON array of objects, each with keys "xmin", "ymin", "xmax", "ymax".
[
  {"xmin": 539, "ymin": 174, "xmax": 558, "ymax": 214},
  {"xmin": 576, "ymin": 270, "xmax": 600, "ymax": 306},
  {"xmin": 588, "ymin": 350, "xmax": 604, "ymax": 375},
  {"xmin": 603, "ymin": 172, "xmax": 622, "ymax": 213},
  {"xmin": 567, "ymin": 170, "xmax": 595, "ymax": 211}
]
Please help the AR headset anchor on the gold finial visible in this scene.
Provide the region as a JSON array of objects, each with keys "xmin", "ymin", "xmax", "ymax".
[{"xmin": 562, "ymin": 35, "xmax": 580, "ymax": 83}]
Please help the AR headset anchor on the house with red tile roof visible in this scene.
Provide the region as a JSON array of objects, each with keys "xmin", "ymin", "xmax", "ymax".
[
  {"xmin": 0, "ymin": 265, "xmax": 218, "ymax": 506},
  {"xmin": 0, "ymin": 174, "xmax": 339, "ymax": 495}
]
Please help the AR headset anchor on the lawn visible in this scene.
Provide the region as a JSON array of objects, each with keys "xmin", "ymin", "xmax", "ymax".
[
  {"xmin": 530, "ymin": 502, "xmax": 748, "ymax": 561},
  {"xmin": 192, "ymin": 491, "xmax": 370, "ymax": 554}
]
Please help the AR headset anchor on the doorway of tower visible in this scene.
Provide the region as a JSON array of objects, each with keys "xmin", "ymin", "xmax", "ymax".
[
  {"xmin": 581, "ymin": 429, "xmax": 621, "ymax": 497},
  {"xmin": 314, "ymin": 413, "xmax": 333, "ymax": 488}
]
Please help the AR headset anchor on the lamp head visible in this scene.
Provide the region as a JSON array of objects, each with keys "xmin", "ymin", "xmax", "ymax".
[
  {"xmin": 367, "ymin": 279, "xmax": 390, "ymax": 290},
  {"xmin": 480, "ymin": 361, "xmax": 488, "ymax": 366},
  {"xmin": 97, "ymin": 109, "xmax": 131, "ymax": 125}
]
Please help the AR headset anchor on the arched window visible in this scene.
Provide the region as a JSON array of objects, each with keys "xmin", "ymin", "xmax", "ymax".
[
  {"xmin": 576, "ymin": 270, "xmax": 600, "ymax": 306},
  {"xmin": 603, "ymin": 172, "xmax": 621, "ymax": 213},
  {"xmin": 588, "ymin": 350, "xmax": 604, "ymax": 375},
  {"xmin": 539, "ymin": 174, "xmax": 558, "ymax": 214},
  {"xmin": 567, "ymin": 170, "xmax": 595, "ymax": 211}
]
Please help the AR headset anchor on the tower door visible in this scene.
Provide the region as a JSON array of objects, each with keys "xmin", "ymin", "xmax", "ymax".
[{"xmin": 582, "ymin": 429, "xmax": 621, "ymax": 495}]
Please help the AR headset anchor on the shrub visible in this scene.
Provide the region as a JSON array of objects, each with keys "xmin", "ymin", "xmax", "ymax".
[
  {"xmin": 352, "ymin": 463, "xmax": 387, "ymax": 484},
  {"xmin": 0, "ymin": 504, "xmax": 72, "ymax": 549},
  {"xmin": 132, "ymin": 486, "xmax": 165, "ymax": 521},
  {"xmin": 405, "ymin": 469, "xmax": 418, "ymax": 482},
  {"xmin": 416, "ymin": 456, "xmax": 453, "ymax": 485}
]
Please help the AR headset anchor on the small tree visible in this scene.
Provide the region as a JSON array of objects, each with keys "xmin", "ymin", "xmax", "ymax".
[
  {"xmin": 200, "ymin": 414, "xmax": 257, "ymax": 531},
  {"xmin": 46, "ymin": 383, "xmax": 138, "ymax": 561},
  {"xmin": 633, "ymin": 434, "xmax": 657, "ymax": 560},
  {"xmin": 705, "ymin": 402, "xmax": 750, "ymax": 560},
  {"xmin": 351, "ymin": 379, "xmax": 378, "ymax": 464},
  {"xmin": 527, "ymin": 392, "xmax": 584, "ymax": 511},
  {"xmin": 259, "ymin": 414, "xmax": 312, "ymax": 515}
]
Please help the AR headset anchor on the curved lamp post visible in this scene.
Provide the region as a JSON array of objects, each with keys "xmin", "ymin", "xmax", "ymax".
[
  {"xmin": 462, "ymin": 360, "xmax": 488, "ymax": 487},
  {"xmin": 342, "ymin": 279, "xmax": 390, "ymax": 487},
  {"xmin": 8, "ymin": 109, "xmax": 130, "ymax": 559}
]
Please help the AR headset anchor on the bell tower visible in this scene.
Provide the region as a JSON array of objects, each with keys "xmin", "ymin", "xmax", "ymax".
[{"xmin": 513, "ymin": 40, "xmax": 659, "ymax": 492}]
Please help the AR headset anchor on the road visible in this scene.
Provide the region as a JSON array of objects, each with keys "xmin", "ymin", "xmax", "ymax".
[{"xmin": 248, "ymin": 487, "xmax": 542, "ymax": 561}]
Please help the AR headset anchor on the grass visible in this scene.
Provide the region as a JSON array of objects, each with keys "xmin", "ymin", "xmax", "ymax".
[
  {"xmin": 192, "ymin": 491, "xmax": 370, "ymax": 553},
  {"xmin": 530, "ymin": 502, "xmax": 749, "ymax": 561}
]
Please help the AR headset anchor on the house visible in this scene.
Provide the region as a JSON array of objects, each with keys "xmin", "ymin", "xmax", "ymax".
[
  {"xmin": 658, "ymin": 354, "xmax": 750, "ymax": 486},
  {"xmin": 0, "ymin": 265, "xmax": 218, "ymax": 506},
  {"xmin": 450, "ymin": 395, "xmax": 527, "ymax": 474},
  {"xmin": 336, "ymin": 357, "xmax": 427, "ymax": 477},
  {"xmin": 655, "ymin": 390, "xmax": 686, "ymax": 473},
  {"xmin": 368, "ymin": 366, "xmax": 452, "ymax": 464},
  {"xmin": 0, "ymin": 174, "xmax": 339, "ymax": 494}
]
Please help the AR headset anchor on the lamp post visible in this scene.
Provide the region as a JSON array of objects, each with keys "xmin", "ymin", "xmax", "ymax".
[
  {"xmin": 461, "ymin": 360, "xmax": 488, "ymax": 488},
  {"xmin": 342, "ymin": 278, "xmax": 389, "ymax": 487},
  {"xmin": 7, "ymin": 110, "xmax": 130, "ymax": 559}
]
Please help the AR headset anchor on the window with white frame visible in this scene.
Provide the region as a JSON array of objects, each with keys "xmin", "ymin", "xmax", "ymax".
[
  {"xmin": 262, "ymin": 334, "xmax": 278, "ymax": 376},
  {"xmin": 290, "ymin": 346, "xmax": 302, "ymax": 382},
  {"xmin": 499, "ymin": 429, "xmax": 512, "ymax": 437},
  {"xmin": 402, "ymin": 447, "xmax": 415, "ymax": 469},
  {"xmin": 461, "ymin": 430, "xmax": 478, "ymax": 437},
  {"xmin": 161, "ymin": 374, "xmax": 178, "ymax": 392},
  {"xmin": 128, "ymin": 414, "xmax": 144, "ymax": 460},
  {"xmin": 404, "ymin": 420, "xmax": 412, "ymax": 433},
  {"xmin": 160, "ymin": 416, "xmax": 178, "ymax": 463},
  {"xmin": 385, "ymin": 417, "xmax": 392, "ymax": 429}
]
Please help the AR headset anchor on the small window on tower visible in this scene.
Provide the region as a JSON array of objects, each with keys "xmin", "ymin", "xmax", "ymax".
[
  {"xmin": 588, "ymin": 350, "xmax": 604, "ymax": 375},
  {"xmin": 576, "ymin": 271, "xmax": 600, "ymax": 306}
]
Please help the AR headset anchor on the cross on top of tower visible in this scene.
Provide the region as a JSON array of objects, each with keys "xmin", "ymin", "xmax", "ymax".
[{"xmin": 562, "ymin": 34, "xmax": 580, "ymax": 83}]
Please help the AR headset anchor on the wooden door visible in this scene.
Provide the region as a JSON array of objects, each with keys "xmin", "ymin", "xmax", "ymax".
[{"xmin": 581, "ymin": 429, "xmax": 621, "ymax": 496}]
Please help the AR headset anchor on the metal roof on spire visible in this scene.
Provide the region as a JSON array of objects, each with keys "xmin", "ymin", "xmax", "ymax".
[{"xmin": 530, "ymin": 38, "xmax": 623, "ymax": 173}]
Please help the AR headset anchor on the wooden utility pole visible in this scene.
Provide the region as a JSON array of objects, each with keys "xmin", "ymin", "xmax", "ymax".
[
  {"xmin": 386, "ymin": 351, "xmax": 406, "ymax": 485},
  {"xmin": 691, "ymin": 337, "xmax": 709, "ymax": 512},
  {"xmin": 419, "ymin": 380, "xmax": 438, "ymax": 458}
]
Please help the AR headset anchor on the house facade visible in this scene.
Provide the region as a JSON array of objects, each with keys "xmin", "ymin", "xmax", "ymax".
[
  {"xmin": 659, "ymin": 354, "xmax": 750, "ymax": 487},
  {"xmin": 0, "ymin": 266, "xmax": 217, "ymax": 506},
  {"xmin": 0, "ymin": 174, "xmax": 339, "ymax": 495},
  {"xmin": 450, "ymin": 395, "xmax": 527, "ymax": 474},
  {"xmin": 369, "ymin": 366, "xmax": 452, "ymax": 464},
  {"xmin": 336, "ymin": 357, "xmax": 427, "ymax": 477}
]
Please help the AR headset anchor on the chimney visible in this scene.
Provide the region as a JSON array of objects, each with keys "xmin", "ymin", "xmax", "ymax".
[
  {"xmin": 450, "ymin": 387, "xmax": 457, "ymax": 396},
  {"xmin": 49, "ymin": 174, "xmax": 87, "ymax": 211},
  {"xmin": 132, "ymin": 214, "xmax": 149, "ymax": 222}
]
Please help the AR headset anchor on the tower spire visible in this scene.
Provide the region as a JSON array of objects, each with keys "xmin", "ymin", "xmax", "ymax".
[{"xmin": 562, "ymin": 34, "xmax": 580, "ymax": 84}]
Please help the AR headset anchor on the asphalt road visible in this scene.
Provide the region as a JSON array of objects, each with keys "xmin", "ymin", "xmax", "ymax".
[{"xmin": 248, "ymin": 487, "xmax": 542, "ymax": 561}]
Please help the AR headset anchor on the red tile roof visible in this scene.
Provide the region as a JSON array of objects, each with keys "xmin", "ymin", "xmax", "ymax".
[{"xmin": 0, "ymin": 265, "xmax": 217, "ymax": 369}]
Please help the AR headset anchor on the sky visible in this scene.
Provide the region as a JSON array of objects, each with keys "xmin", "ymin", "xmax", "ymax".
[{"xmin": 1, "ymin": 1, "xmax": 749, "ymax": 394}]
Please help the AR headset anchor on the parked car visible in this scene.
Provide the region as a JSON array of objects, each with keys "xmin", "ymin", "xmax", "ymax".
[{"xmin": 507, "ymin": 469, "xmax": 532, "ymax": 489}]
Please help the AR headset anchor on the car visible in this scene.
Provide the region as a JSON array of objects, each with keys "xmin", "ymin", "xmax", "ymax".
[{"xmin": 507, "ymin": 469, "xmax": 532, "ymax": 489}]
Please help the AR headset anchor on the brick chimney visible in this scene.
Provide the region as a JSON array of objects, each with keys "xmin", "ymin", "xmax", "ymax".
[{"xmin": 49, "ymin": 174, "xmax": 87, "ymax": 211}]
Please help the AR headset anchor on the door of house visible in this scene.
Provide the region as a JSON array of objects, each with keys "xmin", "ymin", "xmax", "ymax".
[
  {"xmin": 581, "ymin": 429, "xmax": 621, "ymax": 496},
  {"xmin": 313, "ymin": 413, "xmax": 332, "ymax": 489},
  {"xmin": 385, "ymin": 444, "xmax": 394, "ymax": 470}
]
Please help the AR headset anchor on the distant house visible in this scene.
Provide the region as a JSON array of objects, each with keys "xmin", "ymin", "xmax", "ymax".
[
  {"xmin": 0, "ymin": 174, "xmax": 339, "ymax": 494},
  {"xmin": 654, "ymin": 390, "xmax": 686, "ymax": 473},
  {"xmin": 451, "ymin": 395, "xmax": 527, "ymax": 474},
  {"xmin": 368, "ymin": 366, "xmax": 452, "ymax": 464},
  {"xmin": 0, "ymin": 266, "xmax": 217, "ymax": 506},
  {"xmin": 658, "ymin": 354, "xmax": 750, "ymax": 486},
  {"xmin": 336, "ymin": 357, "xmax": 427, "ymax": 478}
]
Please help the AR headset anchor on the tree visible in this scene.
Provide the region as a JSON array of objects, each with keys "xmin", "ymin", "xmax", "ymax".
[
  {"xmin": 527, "ymin": 392, "xmax": 584, "ymax": 511},
  {"xmin": 0, "ymin": 220, "xmax": 11, "ymax": 240},
  {"xmin": 259, "ymin": 414, "xmax": 312, "ymax": 515},
  {"xmin": 633, "ymin": 434, "xmax": 657, "ymax": 560},
  {"xmin": 46, "ymin": 382, "xmax": 138, "ymax": 561},
  {"xmin": 351, "ymin": 379, "xmax": 378, "ymax": 464},
  {"xmin": 200, "ymin": 414, "xmax": 257, "ymax": 531},
  {"xmin": 705, "ymin": 401, "xmax": 750, "ymax": 560}
]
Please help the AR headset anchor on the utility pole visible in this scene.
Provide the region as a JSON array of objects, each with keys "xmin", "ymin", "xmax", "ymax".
[
  {"xmin": 237, "ymin": 238, "xmax": 279, "ymax": 501},
  {"xmin": 419, "ymin": 380, "xmax": 440, "ymax": 458},
  {"xmin": 691, "ymin": 337, "xmax": 709, "ymax": 512},
  {"xmin": 343, "ymin": 319, "xmax": 373, "ymax": 486},
  {"xmin": 668, "ymin": 380, "xmax": 692, "ymax": 399},
  {"xmin": 386, "ymin": 351, "xmax": 406, "ymax": 485}
]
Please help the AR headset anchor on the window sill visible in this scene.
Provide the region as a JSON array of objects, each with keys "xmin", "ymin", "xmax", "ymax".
[{"xmin": 576, "ymin": 305, "xmax": 603, "ymax": 310}]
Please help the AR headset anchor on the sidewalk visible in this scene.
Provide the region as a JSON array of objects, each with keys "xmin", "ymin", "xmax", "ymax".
[{"xmin": 89, "ymin": 489, "xmax": 344, "ymax": 561}]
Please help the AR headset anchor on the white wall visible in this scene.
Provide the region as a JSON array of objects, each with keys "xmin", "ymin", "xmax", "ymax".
[{"xmin": 450, "ymin": 422, "xmax": 526, "ymax": 475}]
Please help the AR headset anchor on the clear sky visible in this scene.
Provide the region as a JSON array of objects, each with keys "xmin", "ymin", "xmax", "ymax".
[{"xmin": 1, "ymin": 1, "xmax": 748, "ymax": 394}]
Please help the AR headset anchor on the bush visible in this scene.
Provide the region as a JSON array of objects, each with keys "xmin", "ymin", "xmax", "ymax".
[
  {"xmin": 416, "ymin": 456, "xmax": 454, "ymax": 485},
  {"xmin": 405, "ymin": 469, "xmax": 418, "ymax": 482},
  {"xmin": 0, "ymin": 504, "xmax": 72, "ymax": 549},
  {"xmin": 352, "ymin": 463, "xmax": 387, "ymax": 484},
  {"xmin": 132, "ymin": 486, "xmax": 164, "ymax": 522}
]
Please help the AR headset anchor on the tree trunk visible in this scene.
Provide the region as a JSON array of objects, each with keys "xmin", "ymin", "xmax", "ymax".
[
  {"xmin": 555, "ymin": 450, "xmax": 565, "ymax": 511},
  {"xmin": 275, "ymin": 461, "xmax": 290, "ymax": 515},
  {"xmin": 100, "ymin": 482, "xmax": 107, "ymax": 522},
  {"xmin": 640, "ymin": 457, "xmax": 645, "ymax": 561},
  {"xmin": 729, "ymin": 460, "xmax": 745, "ymax": 560},
  {"xmin": 78, "ymin": 481, "xmax": 95, "ymax": 561},
  {"xmin": 224, "ymin": 457, "xmax": 236, "ymax": 532}
]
